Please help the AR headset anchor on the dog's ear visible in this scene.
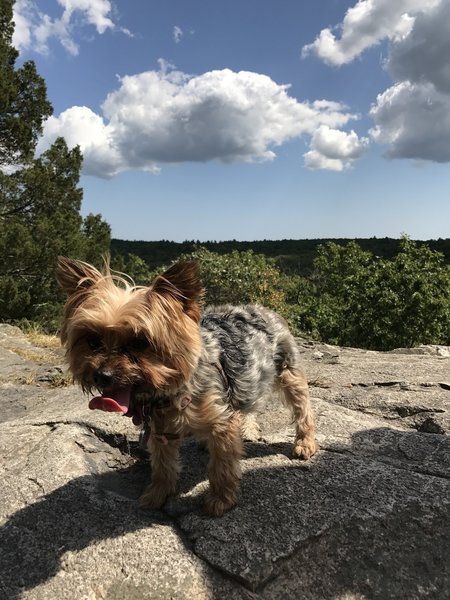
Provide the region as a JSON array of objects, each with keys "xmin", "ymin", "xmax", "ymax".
[
  {"xmin": 56, "ymin": 256, "xmax": 103, "ymax": 295},
  {"xmin": 151, "ymin": 261, "xmax": 204, "ymax": 321}
]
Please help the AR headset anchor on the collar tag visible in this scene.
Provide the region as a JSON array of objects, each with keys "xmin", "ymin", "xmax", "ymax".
[
  {"xmin": 139, "ymin": 422, "xmax": 151, "ymax": 449},
  {"xmin": 180, "ymin": 394, "xmax": 192, "ymax": 409}
]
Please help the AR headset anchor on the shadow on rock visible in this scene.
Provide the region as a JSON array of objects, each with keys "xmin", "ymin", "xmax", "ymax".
[
  {"xmin": 0, "ymin": 464, "xmax": 156, "ymax": 599},
  {"xmin": 0, "ymin": 428, "xmax": 449, "ymax": 599},
  {"xmin": 175, "ymin": 429, "xmax": 450, "ymax": 598}
]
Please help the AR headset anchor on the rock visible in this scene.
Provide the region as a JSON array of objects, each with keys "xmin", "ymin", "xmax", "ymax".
[
  {"xmin": 0, "ymin": 323, "xmax": 25, "ymax": 338},
  {"xmin": 0, "ymin": 330, "xmax": 449, "ymax": 599},
  {"xmin": 36, "ymin": 366, "xmax": 65, "ymax": 383},
  {"xmin": 389, "ymin": 344, "xmax": 450, "ymax": 356},
  {"xmin": 416, "ymin": 414, "xmax": 447, "ymax": 434}
]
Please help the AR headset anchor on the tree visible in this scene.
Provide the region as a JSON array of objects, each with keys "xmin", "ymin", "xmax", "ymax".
[
  {"xmin": 82, "ymin": 213, "xmax": 112, "ymax": 266},
  {"xmin": 308, "ymin": 241, "xmax": 375, "ymax": 345},
  {"xmin": 176, "ymin": 246, "xmax": 288, "ymax": 314},
  {"xmin": 358, "ymin": 237, "xmax": 450, "ymax": 349},
  {"xmin": 294, "ymin": 238, "xmax": 450, "ymax": 350},
  {"xmin": 0, "ymin": 137, "xmax": 111, "ymax": 324},
  {"xmin": 0, "ymin": 1, "xmax": 111, "ymax": 327},
  {"xmin": 111, "ymin": 252, "xmax": 153, "ymax": 286},
  {"xmin": 0, "ymin": 0, "xmax": 52, "ymax": 166}
]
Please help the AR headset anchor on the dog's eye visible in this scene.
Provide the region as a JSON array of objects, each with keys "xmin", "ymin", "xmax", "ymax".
[
  {"xmin": 128, "ymin": 336, "xmax": 151, "ymax": 352},
  {"xmin": 87, "ymin": 334, "xmax": 102, "ymax": 351}
]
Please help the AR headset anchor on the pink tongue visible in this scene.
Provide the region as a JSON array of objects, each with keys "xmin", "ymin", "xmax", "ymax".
[{"xmin": 89, "ymin": 386, "xmax": 131, "ymax": 415}]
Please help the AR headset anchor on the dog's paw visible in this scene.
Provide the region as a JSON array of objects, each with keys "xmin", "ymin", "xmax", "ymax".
[
  {"xmin": 241, "ymin": 413, "xmax": 262, "ymax": 442},
  {"xmin": 292, "ymin": 437, "xmax": 319, "ymax": 460},
  {"xmin": 205, "ymin": 494, "xmax": 238, "ymax": 517},
  {"xmin": 139, "ymin": 482, "xmax": 174, "ymax": 510}
]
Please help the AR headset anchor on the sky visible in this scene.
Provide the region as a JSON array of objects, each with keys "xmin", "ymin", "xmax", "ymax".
[{"xmin": 12, "ymin": 0, "xmax": 450, "ymax": 242}]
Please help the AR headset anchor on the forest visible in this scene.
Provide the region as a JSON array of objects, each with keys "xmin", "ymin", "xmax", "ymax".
[{"xmin": 111, "ymin": 237, "xmax": 450, "ymax": 277}]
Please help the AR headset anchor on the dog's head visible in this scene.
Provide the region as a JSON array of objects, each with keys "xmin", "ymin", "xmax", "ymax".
[{"xmin": 56, "ymin": 257, "xmax": 203, "ymax": 421}]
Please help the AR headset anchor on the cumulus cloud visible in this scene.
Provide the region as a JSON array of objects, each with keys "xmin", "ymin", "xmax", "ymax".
[
  {"xmin": 12, "ymin": 0, "xmax": 120, "ymax": 55},
  {"xmin": 37, "ymin": 65, "xmax": 361, "ymax": 177},
  {"xmin": 58, "ymin": 0, "xmax": 115, "ymax": 34},
  {"xmin": 387, "ymin": 1, "xmax": 450, "ymax": 94},
  {"xmin": 369, "ymin": 0, "xmax": 450, "ymax": 163},
  {"xmin": 12, "ymin": 0, "xmax": 33, "ymax": 50},
  {"xmin": 370, "ymin": 82, "xmax": 450, "ymax": 162},
  {"xmin": 303, "ymin": 0, "xmax": 450, "ymax": 165},
  {"xmin": 35, "ymin": 106, "xmax": 126, "ymax": 177},
  {"xmin": 302, "ymin": 0, "xmax": 440, "ymax": 66},
  {"xmin": 304, "ymin": 125, "xmax": 369, "ymax": 171}
]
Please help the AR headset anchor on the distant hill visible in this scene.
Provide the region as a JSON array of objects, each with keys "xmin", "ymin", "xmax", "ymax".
[{"xmin": 110, "ymin": 238, "xmax": 450, "ymax": 276}]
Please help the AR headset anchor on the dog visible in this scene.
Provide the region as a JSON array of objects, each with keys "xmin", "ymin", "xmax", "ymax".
[{"xmin": 56, "ymin": 257, "xmax": 318, "ymax": 516}]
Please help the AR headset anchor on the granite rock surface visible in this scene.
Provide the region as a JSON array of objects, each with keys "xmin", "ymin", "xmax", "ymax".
[{"xmin": 0, "ymin": 325, "xmax": 448, "ymax": 599}]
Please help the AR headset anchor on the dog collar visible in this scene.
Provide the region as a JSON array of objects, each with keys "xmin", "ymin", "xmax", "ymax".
[{"xmin": 139, "ymin": 393, "xmax": 192, "ymax": 447}]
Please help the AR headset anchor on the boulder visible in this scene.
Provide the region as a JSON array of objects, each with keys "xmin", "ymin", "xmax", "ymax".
[{"xmin": 0, "ymin": 332, "xmax": 448, "ymax": 599}]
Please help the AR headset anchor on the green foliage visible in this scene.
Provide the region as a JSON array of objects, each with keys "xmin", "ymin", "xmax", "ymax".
[
  {"xmin": 0, "ymin": 137, "xmax": 111, "ymax": 326},
  {"xmin": 176, "ymin": 246, "xmax": 288, "ymax": 314},
  {"xmin": 360, "ymin": 238, "xmax": 450, "ymax": 349},
  {"xmin": 111, "ymin": 253, "xmax": 153, "ymax": 287},
  {"xmin": 82, "ymin": 213, "xmax": 112, "ymax": 267},
  {"xmin": 294, "ymin": 237, "xmax": 450, "ymax": 350},
  {"xmin": 0, "ymin": 0, "xmax": 52, "ymax": 166},
  {"xmin": 0, "ymin": 5, "xmax": 110, "ymax": 329},
  {"xmin": 110, "ymin": 242, "xmax": 450, "ymax": 350},
  {"xmin": 308, "ymin": 241, "xmax": 376, "ymax": 346},
  {"xmin": 111, "ymin": 236, "xmax": 450, "ymax": 278}
]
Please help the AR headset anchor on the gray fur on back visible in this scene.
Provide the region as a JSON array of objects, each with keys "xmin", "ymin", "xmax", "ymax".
[{"xmin": 191, "ymin": 304, "xmax": 302, "ymax": 411}]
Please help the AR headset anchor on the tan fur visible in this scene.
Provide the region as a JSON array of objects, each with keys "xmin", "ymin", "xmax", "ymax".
[
  {"xmin": 279, "ymin": 367, "xmax": 319, "ymax": 459},
  {"xmin": 57, "ymin": 258, "xmax": 202, "ymax": 395},
  {"xmin": 57, "ymin": 256, "xmax": 318, "ymax": 517}
]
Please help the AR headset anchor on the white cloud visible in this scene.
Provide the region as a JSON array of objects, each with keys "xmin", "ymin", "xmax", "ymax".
[
  {"xmin": 369, "ymin": 0, "xmax": 450, "ymax": 163},
  {"xmin": 303, "ymin": 151, "xmax": 347, "ymax": 172},
  {"xmin": 387, "ymin": 1, "xmax": 450, "ymax": 94},
  {"xmin": 36, "ymin": 106, "xmax": 126, "ymax": 177},
  {"xmin": 58, "ymin": 0, "xmax": 114, "ymax": 34},
  {"xmin": 370, "ymin": 82, "xmax": 450, "ymax": 162},
  {"xmin": 12, "ymin": 0, "xmax": 119, "ymax": 55},
  {"xmin": 12, "ymin": 0, "xmax": 33, "ymax": 50},
  {"xmin": 302, "ymin": 0, "xmax": 440, "ymax": 66},
  {"xmin": 38, "ymin": 65, "xmax": 361, "ymax": 177},
  {"xmin": 304, "ymin": 125, "xmax": 369, "ymax": 171},
  {"xmin": 303, "ymin": 0, "xmax": 450, "ymax": 165},
  {"xmin": 173, "ymin": 25, "xmax": 183, "ymax": 43}
]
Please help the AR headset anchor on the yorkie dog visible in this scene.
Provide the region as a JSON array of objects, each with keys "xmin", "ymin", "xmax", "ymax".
[{"xmin": 56, "ymin": 257, "xmax": 318, "ymax": 516}]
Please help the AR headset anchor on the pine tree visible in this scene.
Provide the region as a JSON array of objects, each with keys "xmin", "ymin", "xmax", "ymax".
[
  {"xmin": 0, "ymin": 0, "xmax": 111, "ymax": 327},
  {"xmin": 0, "ymin": 0, "xmax": 52, "ymax": 166}
]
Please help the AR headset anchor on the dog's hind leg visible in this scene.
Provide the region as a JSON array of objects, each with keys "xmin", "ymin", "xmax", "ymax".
[
  {"xmin": 278, "ymin": 366, "xmax": 319, "ymax": 460},
  {"xmin": 206, "ymin": 410, "xmax": 243, "ymax": 517}
]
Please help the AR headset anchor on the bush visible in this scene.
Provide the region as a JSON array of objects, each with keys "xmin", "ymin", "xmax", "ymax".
[
  {"xmin": 177, "ymin": 246, "xmax": 288, "ymax": 312},
  {"xmin": 294, "ymin": 237, "xmax": 450, "ymax": 350}
]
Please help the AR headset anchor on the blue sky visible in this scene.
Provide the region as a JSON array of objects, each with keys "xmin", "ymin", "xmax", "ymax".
[{"xmin": 13, "ymin": 0, "xmax": 450, "ymax": 242}]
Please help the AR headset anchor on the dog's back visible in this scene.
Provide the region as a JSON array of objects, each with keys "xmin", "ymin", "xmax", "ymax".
[{"xmin": 200, "ymin": 304, "xmax": 302, "ymax": 411}]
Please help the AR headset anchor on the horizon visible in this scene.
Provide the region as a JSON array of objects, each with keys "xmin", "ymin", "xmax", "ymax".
[{"xmin": 111, "ymin": 235, "xmax": 450, "ymax": 243}]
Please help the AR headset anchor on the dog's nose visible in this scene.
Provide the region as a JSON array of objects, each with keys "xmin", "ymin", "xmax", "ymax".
[{"xmin": 93, "ymin": 369, "xmax": 114, "ymax": 389}]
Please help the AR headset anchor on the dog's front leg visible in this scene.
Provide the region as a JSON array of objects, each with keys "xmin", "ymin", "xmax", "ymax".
[
  {"xmin": 205, "ymin": 411, "xmax": 243, "ymax": 517},
  {"xmin": 139, "ymin": 435, "xmax": 180, "ymax": 510}
]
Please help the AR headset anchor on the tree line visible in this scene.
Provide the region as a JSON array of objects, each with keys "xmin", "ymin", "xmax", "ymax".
[
  {"xmin": 1, "ymin": 0, "xmax": 450, "ymax": 351},
  {"xmin": 111, "ymin": 237, "xmax": 450, "ymax": 277}
]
